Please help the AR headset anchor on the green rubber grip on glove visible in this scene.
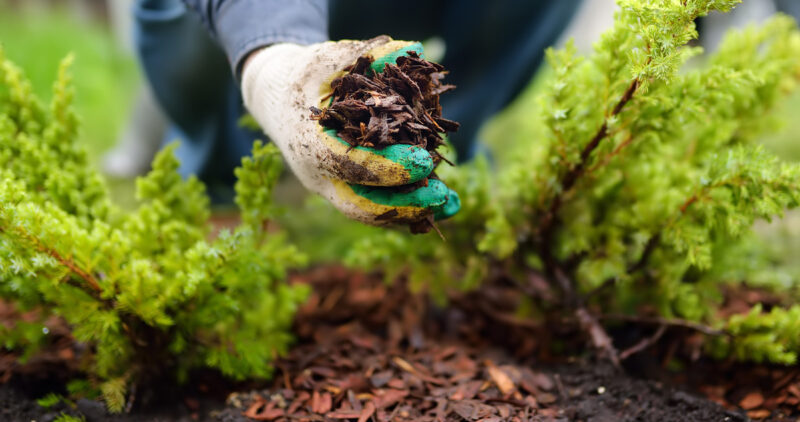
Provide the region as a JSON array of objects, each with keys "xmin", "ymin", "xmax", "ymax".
[
  {"xmin": 350, "ymin": 179, "xmax": 461, "ymax": 221},
  {"xmin": 370, "ymin": 42, "xmax": 425, "ymax": 74}
]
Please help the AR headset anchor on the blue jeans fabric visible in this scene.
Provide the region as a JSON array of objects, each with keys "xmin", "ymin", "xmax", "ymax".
[
  {"xmin": 182, "ymin": 0, "xmax": 328, "ymax": 74},
  {"xmin": 134, "ymin": 0, "xmax": 580, "ymax": 187},
  {"xmin": 134, "ymin": 0, "xmax": 260, "ymax": 191},
  {"xmin": 775, "ymin": 0, "xmax": 800, "ymax": 20}
]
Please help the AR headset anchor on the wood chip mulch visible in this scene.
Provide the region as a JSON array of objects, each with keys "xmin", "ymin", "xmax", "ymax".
[
  {"xmin": 2, "ymin": 266, "xmax": 799, "ymax": 421},
  {"xmin": 215, "ymin": 267, "xmax": 769, "ymax": 422},
  {"xmin": 221, "ymin": 267, "xmax": 563, "ymax": 422}
]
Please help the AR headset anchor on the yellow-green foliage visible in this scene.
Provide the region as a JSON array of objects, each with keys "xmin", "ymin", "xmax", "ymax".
[
  {"xmin": 347, "ymin": 1, "xmax": 800, "ymax": 364},
  {"xmin": 0, "ymin": 50, "xmax": 308, "ymax": 411}
]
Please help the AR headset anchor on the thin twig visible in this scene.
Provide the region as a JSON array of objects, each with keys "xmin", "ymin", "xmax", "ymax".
[
  {"xmin": 434, "ymin": 151, "xmax": 455, "ymax": 167},
  {"xmin": 553, "ymin": 262, "xmax": 622, "ymax": 367},
  {"xmin": 125, "ymin": 382, "xmax": 137, "ymax": 413},
  {"xmin": 629, "ymin": 234, "xmax": 660, "ymax": 275},
  {"xmin": 475, "ymin": 300, "xmax": 542, "ymax": 330},
  {"xmin": 679, "ymin": 194, "xmax": 698, "ymax": 214},
  {"xmin": 586, "ymin": 133, "xmax": 634, "ymax": 174},
  {"xmin": 619, "ymin": 324, "xmax": 667, "ymax": 360},
  {"xmin": 429, "ymin": 219, "xmax": 447, "ymax": 242},
  {"xmin": 553, "ymin": 267, "xmax": 576, "ymax": 306},
  {"xmin": 11, "ymin": 225, "xmax": 103, "ymax": 293},
  {"xmin": 599, "ymin": 313, "xmax": 728, "ymax": 337},
  {"xmin": 576, "ymin": 307, "xmax": 620, "ymax": 367}
]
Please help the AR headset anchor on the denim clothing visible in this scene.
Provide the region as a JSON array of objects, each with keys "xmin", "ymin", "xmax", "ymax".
[
  {"xmin": 775, "ymin": 0, "xmax": 800, "ymax": 19},
  {"xmin": 135, "ymin": 0, "xmax": 260, "ymax": 191},
  {"xmin": 182, "ymin": 0, "xmax": 328, "ymax": 75},
  {"xmin": 135, "ymin": 0, "xmax": 580, "ymax": 186}
]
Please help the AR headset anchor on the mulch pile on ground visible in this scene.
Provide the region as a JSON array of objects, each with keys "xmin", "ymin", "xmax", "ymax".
[
  {"xmin": 215, "ymin": 267, "xmax": 759, "ymax": 422},
  {"xmin": 223, "ymin": 269, "xmax": 561, "ymax": 421}
]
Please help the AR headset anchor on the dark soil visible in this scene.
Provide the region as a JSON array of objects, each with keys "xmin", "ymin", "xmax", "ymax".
[
  {"xmin": 1, "ymin": 382, "xmax": 45, "ymax": 421},
  {"xmin": 2, "ymin": 267, "xmax": 797, "ymax": 421}
]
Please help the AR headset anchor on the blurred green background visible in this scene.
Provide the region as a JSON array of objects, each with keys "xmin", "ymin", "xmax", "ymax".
[{"xmin": 0, "ymin": 1, "xmax": 139, "ymax": 162}]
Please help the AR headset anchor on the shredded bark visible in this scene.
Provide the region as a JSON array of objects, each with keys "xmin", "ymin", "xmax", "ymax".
[
  {"xmin": 311, "ymin": 52, "xmax": 459, "ymax": 164},
  {"xmin": 311, "ymin": 52, "xmax": 460, "ymax": 233}
]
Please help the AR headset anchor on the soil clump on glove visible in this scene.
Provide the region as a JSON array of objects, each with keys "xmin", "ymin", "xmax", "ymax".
[{"xmin": 310, "ymin": 51, "xmax": 459, "ymax": 166}]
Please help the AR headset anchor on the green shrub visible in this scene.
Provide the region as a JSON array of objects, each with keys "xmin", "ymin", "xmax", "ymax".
[
  {"xmin": 0, "ymin": 50, "xmax": 308, "ymax": 411},
  {"xmin": 347, "ymin": 0, "xmax": 800, "ymax": 364}
]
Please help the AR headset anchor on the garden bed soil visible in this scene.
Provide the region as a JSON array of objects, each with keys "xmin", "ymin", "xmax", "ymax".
[{"xmin": 1, "ymin": 266, "xmax": 798, "ymax": 421}]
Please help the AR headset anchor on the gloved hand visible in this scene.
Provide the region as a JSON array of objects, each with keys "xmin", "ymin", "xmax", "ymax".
[{"xmin": 241, "ymin": 36, "xmax": 460, "ymax": 227}]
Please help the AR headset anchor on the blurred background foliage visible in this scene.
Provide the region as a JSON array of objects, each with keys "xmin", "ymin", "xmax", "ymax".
[{"xmin": 0, "ymin": 0, "xmax": 138, "ymax": 162}]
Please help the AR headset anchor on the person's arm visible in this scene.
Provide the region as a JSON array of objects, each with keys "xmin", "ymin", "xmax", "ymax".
[
  {"xmin": 181, "ymin": 3, "xmax": 460, "ymax": 226},
  {"xmin": 182, "ymin": 0, "xmax": 329, "ymax": 75}
]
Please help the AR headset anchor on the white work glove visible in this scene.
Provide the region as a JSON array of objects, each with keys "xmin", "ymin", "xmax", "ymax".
[{"xmin": 241, "ymin": 36, "xmax": 460, "ymax": 227}]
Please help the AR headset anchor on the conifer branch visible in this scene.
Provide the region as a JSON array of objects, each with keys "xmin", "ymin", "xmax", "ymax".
[
  {"xmin": 538, "ymin": 78, "xmax": 641, "ymax": 258},
  {"xmin": 526, "ymin": 78, "xmax": 642, "ymax": 367},
  {"xmin": 679, "ymin": 194, "xmax": 699, "ymax": 214},
  {"xmin": 13, "ymin": 226, "xmax": 103, "ymax": 293}
]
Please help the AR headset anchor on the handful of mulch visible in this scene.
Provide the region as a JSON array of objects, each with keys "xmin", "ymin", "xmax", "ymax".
[
  {"xmin": 310, "ymin": 51, "xmax": 459, "ymax": 234},
  {"xmin": 310, "ymin": 51, "xmax": 459, "ymax": 169}
]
